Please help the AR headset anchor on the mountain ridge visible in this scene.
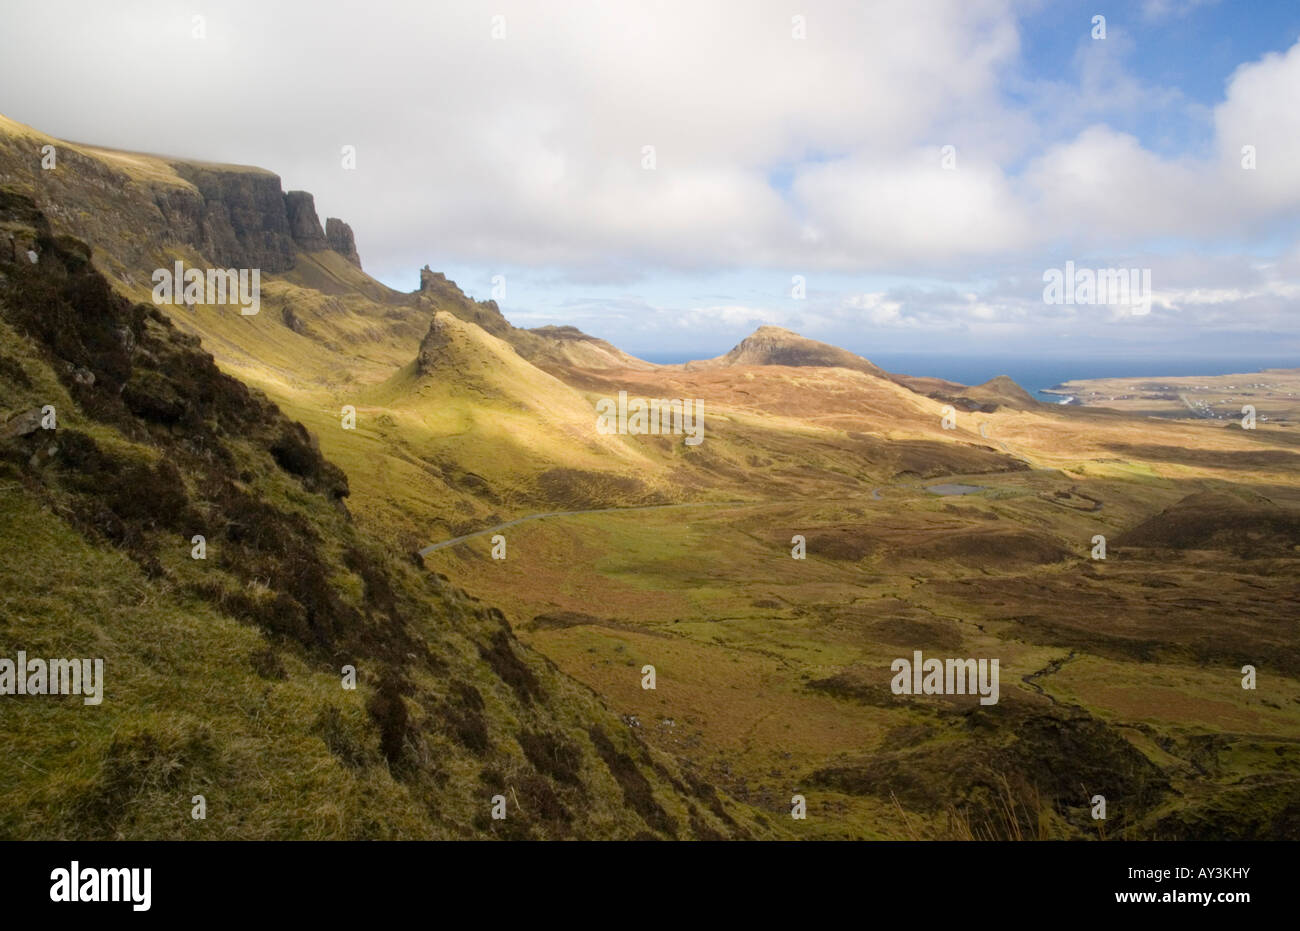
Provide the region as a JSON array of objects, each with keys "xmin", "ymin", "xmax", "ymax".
[{"xmin": 0, "ymin": 113, "xmax": 1051, "ymax": 407}]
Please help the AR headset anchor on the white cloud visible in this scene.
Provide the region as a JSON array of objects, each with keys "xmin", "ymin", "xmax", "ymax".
[
  {"xmin": 1213, "ymin": 39, "xmax": 1300, "ymax": 210},
  {"xmin": 793, "ymin": 151, "xmax": 1033, "ymax": 269},
  {"xmin": 0, "ymin": 0, "xmax": 1296, "ymax": 354},
  {"xmin": 0, "ymin": 0, "xmax": 1024, "ymax": 276}
]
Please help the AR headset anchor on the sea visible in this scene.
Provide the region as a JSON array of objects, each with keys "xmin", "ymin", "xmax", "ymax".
[{"xmin": 633, "ymin": 352, "xmax": 1300, "ymax": 403}]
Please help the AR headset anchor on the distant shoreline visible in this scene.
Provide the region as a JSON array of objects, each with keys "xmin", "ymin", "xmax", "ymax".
[{"xmin": 633, "ymin": 352, "xmax": 1300, "ymax": 404}]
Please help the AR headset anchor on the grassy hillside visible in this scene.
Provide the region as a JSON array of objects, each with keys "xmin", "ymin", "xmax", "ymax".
[
  {"xmin": 0, "ymin": 191, "xmax": 767, "ymax": 840},
  {"xmin": 3, "ymin": 115, "xmax": 1299, "ymax": 840}
]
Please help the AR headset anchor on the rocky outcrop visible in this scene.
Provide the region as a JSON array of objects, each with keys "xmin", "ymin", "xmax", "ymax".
[
  {"xmin": 418, "ymin": 264, "xmax": 443, "ymax": 293},
  {"xmin": 416, "ymin": 265, "xmax": 513, "ymax": 338},
  {"xmin": 415, "ymin": 311, "xmax": 455, "ymax": 375},
  {"xmin": 0, "ymin": 407, "xmax": 44, "ymax": 439},
  {"xmin": 410, "ymin": 265, "xmax": 654, "ymax": 372},
  {"xmin": 325, "ymin": 217, "xmax": 361, "ymax": 267},
  {"xmin": 283, "ymin": 190, "xmax": 329, "ymax": 251},
  {"xmin": 167, "ymin": 164, "xmax": 299, "ymax": 273}
]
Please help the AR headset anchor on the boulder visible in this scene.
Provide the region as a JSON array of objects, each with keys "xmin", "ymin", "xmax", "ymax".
[{"xmin": 1, "ymin": 407, "xmax": 45, "ymax": 439}]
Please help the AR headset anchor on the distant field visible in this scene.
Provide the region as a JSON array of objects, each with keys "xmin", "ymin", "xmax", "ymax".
[{"xmin": 1046, "ymin": 368, "xmax": 1300, "ymax": 423}]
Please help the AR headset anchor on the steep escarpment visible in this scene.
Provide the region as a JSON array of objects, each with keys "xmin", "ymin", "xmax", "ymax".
[
  {"xmin": 283, "ymin": 189, "xmax": 330, "ymax": 252},
  {"xmin": 166, "ymin": 162, "xmax": 300, "ymax": 271},
  {"xmin": 0, "ymin": 190, "xmax": 759, "ymax": 840},
  {"xmin": 0, "ymin": 113, "xmax": 363, "ymax": 277},
  {"xmin": 326, "ymin": 217, "xmax": 361, "ymax": 266}
]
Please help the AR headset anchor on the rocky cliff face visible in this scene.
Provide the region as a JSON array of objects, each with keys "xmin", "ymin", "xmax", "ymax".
[
  {"xmin": 283, "ymin": 189, "xmax": 329, "ymax": 252},
  {"xmin": 156, "ymin": 177, "xmax": 359, "ymax": 272},
  {"xmin": 168, "ymin": 163, "xmax": 299, "ymax": 272},
  {"xmin": 326, "ymin": 217, "xmax": 361, "ymax": 266},
  {"xmin": 0, "ymin": 121, "xmax": 362, "ymax": 276}
]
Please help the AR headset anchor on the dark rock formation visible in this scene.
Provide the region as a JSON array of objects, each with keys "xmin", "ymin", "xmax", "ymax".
[
  {"xmin": 418, "ymin": 264, "xmax": 442, "ymax": 293},
  {"xmin": 151, "ymin": 173, "xmax": 359, "ymax": 272},
  {"xmin": 153, "ymin": 176, "xmax": 362, "ymax": 274},
  {"xmin": 325, "ymin": 217, "xmax": 361, "ymax": 267},
  {"xmin": 166, "ymin": 164, "xmax": 298, "ymax": 272},
  {"xmin": 415, "ymin": 312, "xmax": 455, "ymax": 375},
  {"xmin": 283, "ymin": 190, "xmax": 329, "ymax": 251},
  {"xmin": 416, "ymin": 265, "xmax": 512, "ymax": 338}
]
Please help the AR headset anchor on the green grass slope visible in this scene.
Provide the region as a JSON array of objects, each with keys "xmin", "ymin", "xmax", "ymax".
[{"xmin": 0, "ymin": 190, "xmax": 767, "ymax": 840}]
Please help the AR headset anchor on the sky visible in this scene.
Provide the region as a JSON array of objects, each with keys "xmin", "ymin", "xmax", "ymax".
[{"xmin": 2, "ymin": 0, "xmax": 1299, "ymax": 361}]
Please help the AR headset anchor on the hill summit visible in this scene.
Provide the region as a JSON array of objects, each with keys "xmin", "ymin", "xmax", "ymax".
[{"xmin": 691, "ymin": 325, "xmax": 887, "ymax": 378}]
